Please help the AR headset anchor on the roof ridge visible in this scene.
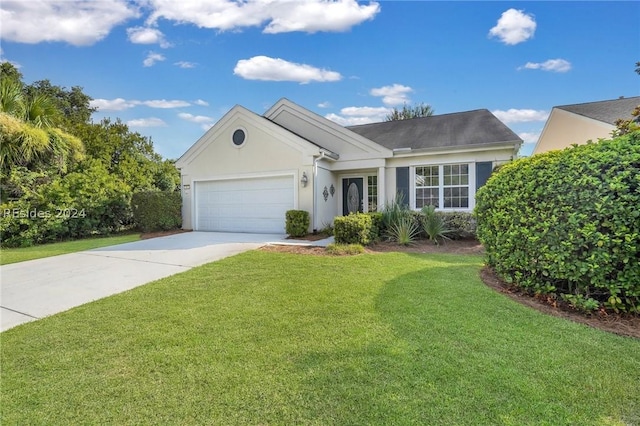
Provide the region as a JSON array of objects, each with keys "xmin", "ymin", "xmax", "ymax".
[{"xmin": 557, "ymin": 96, "xmax": 640, "ymax": 109}]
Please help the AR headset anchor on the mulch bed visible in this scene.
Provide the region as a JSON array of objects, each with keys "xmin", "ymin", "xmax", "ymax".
[{"xmin": 480, "ymin": 267, "xmax": 640, "ymax": 339}]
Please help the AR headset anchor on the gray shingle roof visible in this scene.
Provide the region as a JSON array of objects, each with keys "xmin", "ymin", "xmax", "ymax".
[
  {"xmin": 557, "ymin": 96, "xmax": 640, "ymax": 125},
  {"xmin": 346, "ymin": 109, "xmax": 521, "ymax": 151}
]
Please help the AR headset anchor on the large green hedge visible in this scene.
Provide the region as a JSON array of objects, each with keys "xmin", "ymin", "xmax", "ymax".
[
  {"xmin": 131, "ymin": 191, "xmax": 181, "ymax": 233},
  {"xmin": 475, "ymin": 131, "xmax": 640, "ymax": 313}
]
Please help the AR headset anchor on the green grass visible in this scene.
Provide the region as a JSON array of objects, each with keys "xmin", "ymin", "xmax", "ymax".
[
  {"xmin": 2, "ymin": 251, "xmax": 639, "ymax": 425},
  {"xmin": 0, "ymin": 233, "xmax": 141, "ymax": 265}
]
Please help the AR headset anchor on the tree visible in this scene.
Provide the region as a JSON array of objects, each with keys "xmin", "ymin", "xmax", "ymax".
[
  {"xmin": 0, "ymin": 62, "xmax": 22, "ymax": 83},
  {"xmin": 0, "ymin": 72, "xmax": 84, "ymax": 174},
  {"xmin": 612, "ymin": 62, "xmax": 640, "ymax": 136},
  {"xmin": 24, "ymin": 79, "xmax": 95, "ymax": 128},
  {"xmin": 385, "ymin": 102, "xmax": 435, "ymax": 121}
]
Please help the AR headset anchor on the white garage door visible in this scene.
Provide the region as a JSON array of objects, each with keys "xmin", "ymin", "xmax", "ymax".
[{"xmin": 195, "ymin": 175, "xmax": 294, "ymax": 233}]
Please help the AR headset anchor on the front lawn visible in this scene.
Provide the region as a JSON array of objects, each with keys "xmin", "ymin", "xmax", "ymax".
[
  {"xmin": 2, "ymin": 251, "xmax": 639, "ymax": 425},
  {"xmin": 0, "ymin": 233, "xmax": 141, "ymax": 265}
]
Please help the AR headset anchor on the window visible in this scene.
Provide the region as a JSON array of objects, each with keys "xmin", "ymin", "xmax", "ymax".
[
  {"xmin": 443, "ymin": 164, "xmax": 469, "ymax": 208},
  {"xmin": 415, "ymin": 166, "xmax": 439, "ymax": 208},
  {"xmin": 415, "ymin": 164, "xmax": 470, "ymax": 209},
  {"xmin": 367, "ymin": 175, "xmax": 378, "ymax": 212},
  {"xmin": 232, "ymin": 129, "xmax": 246, "ymax": 146}
]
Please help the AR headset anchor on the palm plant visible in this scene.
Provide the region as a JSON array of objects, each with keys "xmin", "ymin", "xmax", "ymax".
[
  {"xmin": 0, "ymin": 78, "xmax": 83, "ymax": 173},
  {"xmin": 421, "ymin": 205, "xmax": 450, "ymax": 245},
  {"xmin": 388, "ymin": 213, "xmax": 421, "ymax": 246}
]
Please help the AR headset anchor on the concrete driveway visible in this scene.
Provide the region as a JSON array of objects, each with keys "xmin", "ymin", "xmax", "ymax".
[{"xmin": 1, "ymin": 232, "xmax": 293, "ymax": 332}]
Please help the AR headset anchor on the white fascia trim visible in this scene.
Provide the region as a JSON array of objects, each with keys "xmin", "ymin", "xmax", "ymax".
[
  {"xmin": 392, "ymin": 141, "xmax": 521, "ymax": 158},
  {"xmin": 265, "ymin": 98, "xmax": 393, "ymax": 157}
]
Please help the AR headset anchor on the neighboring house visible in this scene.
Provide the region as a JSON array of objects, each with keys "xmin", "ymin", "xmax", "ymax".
[
  {"xmin": 533, "ymin": 96, "xmax": 640, "ymax": 155},
  {"xmin": 176, "ymin": 98, "xmax": 521, "ymax": 234}
]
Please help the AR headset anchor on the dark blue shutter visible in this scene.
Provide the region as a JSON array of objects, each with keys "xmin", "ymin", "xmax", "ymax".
[
  {"xmin": 476, "ymin": 162, "xmax": 493, "ymax": 190},
  {"xmin": 396, "ymin": 167, "xmax": 410, "ymax": 207}
]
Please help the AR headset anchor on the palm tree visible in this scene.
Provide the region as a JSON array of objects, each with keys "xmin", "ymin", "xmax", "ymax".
[{"xmin": 0, "ymin": 77, "xmax": 83, "ymax": 172}]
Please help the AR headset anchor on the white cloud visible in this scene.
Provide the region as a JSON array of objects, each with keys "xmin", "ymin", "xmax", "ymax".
[
  {"xmin": 194, "ymin": 99, "xmax": 209, "ymax": 106},
  {"xmin": 318, "ymin": 101, "xmax": 331, "ymax": 108},
  {"xmin": 141, "ymin": 99, "xmax": 191, "ymax": 108},
  {"xmin": 90, "ymin": 98, "xmax": 138, "ymax": 111},
  {"xmin": 178, "ymin": 112, "xmax": 214, "ymax": 124},
  {"xmin": 90, "ymin": 98, "xmax": 191, "ymax": 110},
  {"xmin": 234, "ymin": 56, "xmax": 342, "ymax": 84},
  {"xmin": 489, "ymin": 9, "xmax": 536, "ymax": 45},
  {"xmin": 127, "ymin": 26, "xmax": 171, "ymax": 48},
  {"xmin": 174, "ymin": 61, "xmax": 197, "ymax": 69},
  {"xmin": 145, "ymin": 0, "xmax": 379, "ymax": 34},
  {"xmin": 127, "ymin": 117, "xmax": 167, "ymax": 127},
  {"xmin": 0, "ymin": 0, "xmax": 138, "ymax": 46},
  {"xmin": 143, "ymin": 51, "xmax": 166, "ymax": 67},
  {"xmin": 370, "ymin": 84, "xmax": 413, "ymax": 106},
  {"xmin": 325, "ymin": 106, "xmax": 390, "ymax": 126},
  {"xmin": 519, "ymin": 58, "xmax": 572, "ymax": 73},
  {"xmin": 518, "ymin": 131, "xmax": 541, "ymax": 145},
  {"xmin": 263, "ymin": 0, "xmax": 380, "ymax": 34},
  {"xmin": 492, "ymin": 109, "xmax": 549, "ymax": 124}
]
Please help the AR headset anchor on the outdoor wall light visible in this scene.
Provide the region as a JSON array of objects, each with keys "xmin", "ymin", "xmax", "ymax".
[{"xmin": 301, "ymin": 171, "xmax": 308, "ymax": 187}]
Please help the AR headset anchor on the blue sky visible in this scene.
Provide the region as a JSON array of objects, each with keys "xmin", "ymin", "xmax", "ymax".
[{"xmin": 2, "ymin": 1, "xmax": 638, "ymax": 159}]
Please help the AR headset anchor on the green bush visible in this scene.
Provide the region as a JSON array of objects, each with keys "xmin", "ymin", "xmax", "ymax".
[
  {"xmin": 326, "ymin": 243, "xmax": 365, "ymax": 255},
  {"xmin": 334, "ymin": 213, "xmax": 372, "ymax": 245},
  {"xmin": 0, "ymin": 162, "xmax": 133, "ymax": 247},
  {"xmin": 439, "ymin": 211, "xmax": 476, "ymax": 239},
  {"xmin": 131, "ymin": 191, "xmax": 181, "ymax": 233},
  {"xmin": 285, "ymin": 210, "xmax": 309, "ymax": 237},
  {"xmin": 367, "ymin": 212, "xmax": 383, "ymax": 242},
  {"xmin": 475, "ymin": 131, "xmax": 640, "ymax": 313}
]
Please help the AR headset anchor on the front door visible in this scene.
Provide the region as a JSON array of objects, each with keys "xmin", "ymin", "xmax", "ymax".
[{"xmin": 342, "ymin": 177, "xmax": 364, "ymax": 215}]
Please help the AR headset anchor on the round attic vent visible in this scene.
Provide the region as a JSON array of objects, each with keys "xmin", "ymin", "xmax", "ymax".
[{"xmin": 232, "ymin": 128, "xmax": 246, "ymax": 146}]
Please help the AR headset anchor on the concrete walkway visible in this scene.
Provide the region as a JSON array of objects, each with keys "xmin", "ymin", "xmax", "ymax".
[{"xmin": 1, "ymin": 232, "xmax": 332, "ymax": 332}]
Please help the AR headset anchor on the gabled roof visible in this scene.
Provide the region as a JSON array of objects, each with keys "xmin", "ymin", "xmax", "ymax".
[
  {"xmin": 175, "ymin": 104, "xmax": 322, "ymax": 168},
  {"xmin": 264, "ymin": 98, "xmax": 392, "ymax": 160},
  {"xmin": 346, "ymin": 109, "xmax": 522, "ymax": 151},
  {"xmin": 556, "ymin": 96, "xmax": 640, "ymax": 125}
]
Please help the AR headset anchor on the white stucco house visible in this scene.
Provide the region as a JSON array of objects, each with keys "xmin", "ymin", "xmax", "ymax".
[
  {"xmin": 533, "ymin": 96, "xmax": 640, "ymax": 155},
  {"xmin": 175, "ymin": 98, "xmax": 522, "ymax": 234}
]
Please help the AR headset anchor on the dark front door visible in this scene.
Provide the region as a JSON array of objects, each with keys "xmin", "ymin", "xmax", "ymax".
[{"xmin": 342, "ymin": 178, "xmax": 364, "ymax": 215}]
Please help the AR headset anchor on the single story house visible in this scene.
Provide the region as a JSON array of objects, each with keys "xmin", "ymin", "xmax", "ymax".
[
  {"xmin": 175, "ymin": 98, "xmax": 522, "ymax": 234},
  {"xmin": 532, "ymin": 96, "xmax": 640, "ymax": 155}
]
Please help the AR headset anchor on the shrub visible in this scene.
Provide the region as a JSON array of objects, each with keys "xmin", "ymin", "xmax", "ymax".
[
  {"xmin": 367, "ymin": 212, "xmax": 383, "ymax": 242},
  {"xmin": 421, "ymin": 205, "xmax": 450, "ymax": 245},
  {"xmin": 439, "ymin": 211, "xmax": 476, "ymax": 239},
  {"xmin": 285, "ymin": 210, "xmax": 309, "ymax": 237},
  {"xmin": 334, "ymin": 213, "xmax": 372, "ymax": 245},
  {"xmin": 131, "ymin": 191, "xmax": 181, "ymax": 233},
  {"xmin": 388, "ymin": 214, "xmax": 421, "ymax": 246},
  {"xmin": 0, "ymin": 162, "xmax": 133, "ymax": 247},
  {"xmin": 380, "ymin": 194, "xmax": 409, "ymax": 233},
  {"xmin": 475, "ymin": 131, "xmax": 640, "ymax": 313},
  {"xmin": 326, "ymin": 243, "xmax": 365, "ymax": 255}
]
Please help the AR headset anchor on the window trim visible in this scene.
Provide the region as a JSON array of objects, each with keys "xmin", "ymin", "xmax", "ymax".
[
  {"xmin": 231, "ymin": 127, "xmax": 247, "ymax": 148},
  {"xmin": 410, "ymin": 162, "xmax": 476, "ymax": 212}
]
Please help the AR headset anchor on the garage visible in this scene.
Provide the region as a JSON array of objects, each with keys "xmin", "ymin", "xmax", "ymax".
[{"xmin": 194, "ymin": 175, "xmax": 295, "ymax": 233}]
